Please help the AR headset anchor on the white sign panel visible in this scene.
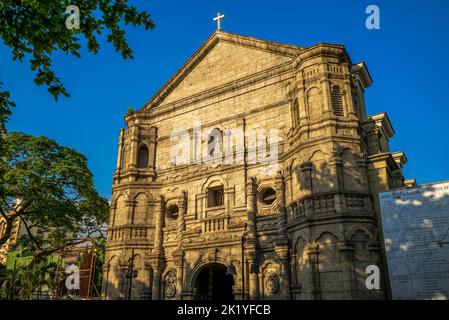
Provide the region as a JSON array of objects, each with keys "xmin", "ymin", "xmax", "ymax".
[{"xmin": 380, "ymin": 181, "xmax": 449, "ymax": 300}]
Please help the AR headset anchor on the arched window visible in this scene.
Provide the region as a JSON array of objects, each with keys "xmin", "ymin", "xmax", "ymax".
[
  {"xmin": 137, "ymin": 145, "xmax": 149, "ymax": 168},
  {"xmin": 121, "ymin": 144, "xmax": 130, "ymax": 169},
  {"xmin": 331, "ymin": 86, "xmax": 344, "ymax": 117},
  {"xmin": 208, "ymin": 135, "xmax": 216, "ymax": 156},
  {"xmin": 293, "ymin": 99, "xmax": 300, "ymax": 126},
  {"xmin": 207, "ymin": 128, "xmax": 222, "ymax": 158},
  {"xmin": 132, "ymin": 193, "xmax": 148, "ymax": 225}
]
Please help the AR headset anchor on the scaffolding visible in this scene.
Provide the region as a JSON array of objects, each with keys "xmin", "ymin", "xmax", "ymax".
[{"xmin": 53, "ymin": 237, "xmax": 101, "ymax": 300}]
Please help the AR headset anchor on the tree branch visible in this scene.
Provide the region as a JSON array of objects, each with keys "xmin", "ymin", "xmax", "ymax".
[
  {"xmin": 34, "ymin": 238, "xmax": 93, "ymax": 259},
  {"xmin": 21, "ymin": 217, "xmax": 43, "ymax": 252},
  {"xmin": 0, "ymin": 206, "xmax": 15, "ymax": 246}
]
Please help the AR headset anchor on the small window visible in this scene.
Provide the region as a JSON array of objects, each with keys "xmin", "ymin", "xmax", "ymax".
[
  {"xmin": 331, "ymin": 86, "xmax": 344, "ymax": 117},
  {"xmin": 167, "ymin": 204, "xmax": 179, "ymax": 220},
  {"xmin": 208, "ymin": 135, "xmax": 216, "ymax": 156},
  {"xmin": 207, "ymin": 186, "xmax": 224, "ymax": 208},
  {"xmin": 260, "ymin": 188, "xmax": 277, "ymax": 206},
  {"xmin": 207, "ymin": 129, "xmax": 222, "ymax": 158},
  {"xmin": 137, "ymin": 146, "xmax": 149, "ymax": 168},
  {"xmin": 293, "ymin": 99, "xmax": 300, "ymax": 126}
]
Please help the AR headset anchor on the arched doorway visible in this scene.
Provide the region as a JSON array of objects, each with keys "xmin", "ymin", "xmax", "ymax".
[{"xmin": 195, "ymin": 264, "xmax": 234, "ymax": 300}]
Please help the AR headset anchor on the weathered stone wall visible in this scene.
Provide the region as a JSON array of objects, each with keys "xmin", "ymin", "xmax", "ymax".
[{"xmin": 103, "ymin": 31, "xmax": 406, "ymax": 300}]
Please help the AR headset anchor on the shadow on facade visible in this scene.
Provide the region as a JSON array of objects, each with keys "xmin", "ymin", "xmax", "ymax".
[{"xmin": 104, "ymin": 149, "xmax": 397, "ymax": 300}]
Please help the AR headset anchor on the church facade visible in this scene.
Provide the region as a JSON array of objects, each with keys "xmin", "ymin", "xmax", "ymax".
[{"xmin": 102, "ymin": 31, "xmax": 411, "ymax": 300}]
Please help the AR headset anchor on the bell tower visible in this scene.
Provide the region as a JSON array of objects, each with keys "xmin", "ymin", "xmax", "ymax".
[{"xmin": 103, "ymin": 111, "xmax": 162, "ymax": 300}]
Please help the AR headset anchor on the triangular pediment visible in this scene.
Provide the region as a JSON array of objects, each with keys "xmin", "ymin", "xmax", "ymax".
[{"xmin": 143, "ymin": 31, "xmax": 303, "ymax": 109}]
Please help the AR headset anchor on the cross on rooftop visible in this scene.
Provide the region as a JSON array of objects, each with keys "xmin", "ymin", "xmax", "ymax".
[{"xmin": 213, "ymin": 12, "xmax": 225, "ymax": 30}]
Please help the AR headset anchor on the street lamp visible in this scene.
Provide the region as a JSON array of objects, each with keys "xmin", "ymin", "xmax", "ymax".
[
  {"xmin": 226, "ymin": 261, "xmax": 237, "ymax": 276},
  {"xmin": 126, "ymin": 249, "xmax": 139, "ymax": 300}
]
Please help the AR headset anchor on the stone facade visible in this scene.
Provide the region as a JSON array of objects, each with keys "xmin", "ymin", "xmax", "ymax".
[
  {"xmin": 0, "ymin": 217, "xmax": 20, "ymax": 265},
  {"xmin": 102, "ymin": 31, "xmax": 409, "ymax": 300}
]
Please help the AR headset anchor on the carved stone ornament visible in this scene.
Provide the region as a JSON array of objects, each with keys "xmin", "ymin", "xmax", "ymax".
[
  {"xmin": 164, "ymin": 270, "xmax": 177, "ymax": 298},
  {"xmin": 265, "ymin": 276, "xmax": 278, "ymax": 294},
  {"xmin": 264, "ymin": 267, "xmax": 279, "ymax": 294}
]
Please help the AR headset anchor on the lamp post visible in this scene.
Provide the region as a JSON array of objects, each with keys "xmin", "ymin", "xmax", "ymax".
[{"xmin": 126, "ymin": 249, "xmax": 138, "ymax": 300}]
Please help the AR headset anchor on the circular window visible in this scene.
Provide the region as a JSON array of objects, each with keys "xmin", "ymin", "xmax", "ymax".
[
  {"xmin": 167, "ymin": 204, "xmax": 179, "ymax": 220},
  {"xmin": 260, "ymin": 188, "xmax": 277, "ymax": 206}
]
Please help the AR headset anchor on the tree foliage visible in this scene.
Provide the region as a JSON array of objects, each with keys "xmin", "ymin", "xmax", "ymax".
[
  {"xmin": 0, "ymin": 259, "xmax": 58, "ymax": 300},
  {"xmin": 0, "ymin": 132, "xmax": 109, "ymax": 259},
  {"xmin": 0, "ymin": 0, "xmax": 155, "ymax": 123}
]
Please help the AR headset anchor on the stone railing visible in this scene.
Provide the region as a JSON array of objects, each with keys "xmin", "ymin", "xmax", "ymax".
[
  {"xmin": 345, "ymin": 193, "xmax": 370, "ymax": 211},
  {"xmin": 202, "ymin": 216, "xmax": 229, "ymax": 233},
  {"xmin": 107, "ymin": 225, "xmax": 152, "ymax": 242},
  {"xmin": 256, "ymin": 215, "xmax": 277, "ymax": 232},
  {"xmin": 288, "ymin": 192, "xmax": 371, "ymax": 220},
  {"xmin": 312, "ymin": 194, "xmax": 336, "ymax": 215}
]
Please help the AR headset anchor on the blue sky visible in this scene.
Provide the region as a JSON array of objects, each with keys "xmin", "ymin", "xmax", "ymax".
[{"xmin": 2, "ymin": 0, "xmax": 449, "ymax": 199}]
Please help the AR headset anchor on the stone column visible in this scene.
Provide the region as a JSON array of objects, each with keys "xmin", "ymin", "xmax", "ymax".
[
  {"xmin": 338, "ymin": 242, "xmax": 356, "ymax": 299},
  {"xmin": 274, "ymin": 172, "xmax": 288, "ymax": 244},
  {"xmin": 331, "ymin": 156, "xmax": 345, "ymax": 214},
  {"xmin": 128, "ymin": 125, "xmax": 138, "ymax": 169},
  {"xmin": 109, "ymin": 203, "xmax": 117, "ymax": 228},
  {"xmin": 225, "ymin": 186, "xmax": 235, "ymax": 214},
  {"xmin": 275, "ymin": 246, "xmax": 292, "ymax": 300},
  {"xmin": 118, "ymin": 263, "xmax": 129, "ymax": 300},
  {"xmin": 307, "ymin": 245, "xmax": 321, "ymax": 300},
  {"xmin": 248, "ymin": 258, "xmax": 260, "ymax": 300},
  {"xmin": 274, "ymin": 172, "xmax": 291, "ymax": 299},
  {"xmin": 143, "ymin": 262, "xmax": 153, "ymax": 300},
  {"xmin": 173, "ymin": 250, "xmax": 184, "ymax": 300},
  {"xmin": 245, "ymin": 177, "xmax": 257, "ymax": 242},
  {"xmin": 196, "ymin": 193, "xmax": 206, "ymax": 220},
  {"xmin": 151, "ymin": 196, "xmax": 165, "ymax": 300},
  {"xmin": 125, "ymin": 199, "xmax": 135, "ymax": 226},
  {"xmin": 154, "ymin": 196, "xmax": 165, "ymax": 253},
  {"xmin": 151, "ymin": 268, "xmax": 161, "ymax": 300},
  {"xmin": 177, "ymin": 192, "xmax": 187, "ymax": 239},
  {"xmin": 101, "ymin": 264, "xmax": 110, "ymax": 300},
  {"xmin": 342, "ymin": 78, "xmax": 355, "ymax": 117},
  {"xmin": 149, "ymin": 127, "xmax": 158, "ymax": 176},
  {"xmin": 320, "ymin": 75, "xmax": 333, "ymax": 115},
  {"xmin": 245, "ymin": 177, "xmax": 259, "ymax": 299},
  {"xmin": 116, "ymin": 129, "xmax": 125, "ymax": 170}
]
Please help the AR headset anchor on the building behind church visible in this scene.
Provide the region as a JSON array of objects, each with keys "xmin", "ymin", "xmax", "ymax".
[{"xmin": 102, "ymin": 31, "xmax": 412, "ymax": 300}]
